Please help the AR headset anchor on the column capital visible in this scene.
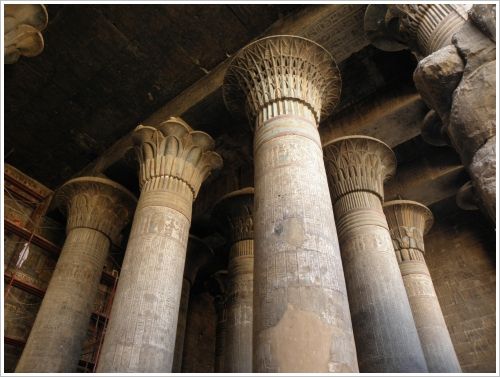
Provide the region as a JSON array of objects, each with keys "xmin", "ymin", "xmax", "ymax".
[
  {"xmin": 4, "ymin": 4, "xmax": 48, "ymax": 64},
  {"xmin": 133, "ymin": 116, "xmax": 223, "ymax": 199},
  {"xmin": 54, "ymin": 176, "xmax": 137, "ymax": 246},
  {"xmin": 223, "ymin": 35, "xmax": 341, "ymax": 125},
  {"xmin": 323, "ymin": 136, "xmax": 396, "ymax": 204},
  {"xmin": 184, "ymin": 235, "xmax": 213, "ymax": 285},
  {"xmin": 364, "ymin": 4, "xmax": 470, "ymax": 57},
  {"xmin": 383, "ymin": 199, "xmax": 434, "ymax": 261},
  {"xmin": 212, "ymin": 187, "xmax": 254, "ymax": 243}
]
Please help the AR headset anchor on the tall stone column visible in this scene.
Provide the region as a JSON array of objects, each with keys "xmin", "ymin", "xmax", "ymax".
[
  {"xmin": 213, "ymin": 187, "xmax": 254, "ymax": 372},
  {"xmin": 323, "ymin": 136, "xmax": 427, "ymax": 372},
  {"xmin": 96, "ymin": 117, "xmax": 222, "ymax": 373},
  {"xmin": 207, "ymin": 270, "xmax": 228, "ymax": 372},
  {"xmin": 223, "ymin": 36, "xmax": 358, "ymax": 373},
  {"xmin": 16, "ymin": 177, "xmax": 136, "ymax": 372},
  {"xmin": 383, "ymin": 200, "xmax": 461, "ymax": 372},
  {"xmin": 172, "ymin": 236, "xmax": 213, "ymax": 372}
]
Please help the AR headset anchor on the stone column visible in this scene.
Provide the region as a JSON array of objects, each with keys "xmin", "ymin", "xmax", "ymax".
[
  {"xmin": 207, "ymin": 270, "xmax": 228, "ymax": 373},
  {"xmin": 96, "ymin": 117, "xmax": 222, "ymax": 373},
  {"xmin": 383, "ymin": 200, "xmax": 461, "ymax": 372},
  {"xmin": 223, "ymin": 35, "xmax": 358, "ymax": 373},
  {"xmin": 323, "ymin": 136, "xmax": 427, "ymax": 372},
  {"xmin": 213, "ymin": 187, "xmax": 254, "ymax": 372},
  {"xmin": 16, "ymin": 177, "xmax": 136, "ymax": 372},
  {"xmin": 172, "ymin": 236, "xmax": 213, "ymax": 372}
]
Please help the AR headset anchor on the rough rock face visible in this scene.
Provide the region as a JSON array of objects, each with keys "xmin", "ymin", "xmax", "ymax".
[
  {"xmin": 413, "ymin": 45, "xmax": 464, "ymax": 123},
  {"xmin": 452, "ymin": 22, "xmax": 496, "ymax": 76},
  {"xmin": 469, "ymin": 137, "xmax": 496, "ymax": 223},
  {"xmin": 469, "ymin": 4, "xmax": 496, "ymax": 42},
  {"xmin": 421, "ymin": 110, "xmax": 448, "ymax": 147},
  {"xmin": 449, "ymin": 60, "xmax": 496, "ymax": 164}
]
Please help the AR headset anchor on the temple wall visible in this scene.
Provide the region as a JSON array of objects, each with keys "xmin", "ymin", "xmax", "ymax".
[{"xmin": 425, "ymin": 197, "xmax": 496, "ymax": 372}]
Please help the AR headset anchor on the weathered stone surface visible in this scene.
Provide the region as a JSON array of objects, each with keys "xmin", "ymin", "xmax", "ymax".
[
  {"xmin": 384, "ymin": 200, "xmax": 461, "ymax": 373},
  {"xmin": 456, "ymin": 181, "xmax": 480, "ymax": 211},
  {"xmin": 213, "ymin": 188, "xmax": 254, "ymax": 373},
  {"xmin": 449, "ymin": 60, "xmax": 496, "ymax": 164},
  {"xmin": 224, "ymin": 35, "xmax": 358, "ymax": 373},
  {"xmin": 413, "ymin": 45, "xmax": 464, "ymax": 122},
  {"xmin": 469, "ymin": 4, "xmax": 496, "ymax": 42},
  {"xmin": 324, "ymin": 136, "xmax": 427, "ymax": 372},
  {"xmin": 96, "ymin": 118, "xmax": 222, "ymax": 373},
  {"xmin": 469, "ymin": 137, "xmax": 496, "ymax": 223},
  {"xmin": 172, "ymin": 236, "xmax": 213, "ymax": 372},
  {"xmin": 16, "ymin": 177, "xmax": 136, "ymax": 372},
  {"xmin": 452, "ymin": 22, "xmax": 496, "ymax": 76},
  {"xmin": 421, "ymin": 110, "xmax": 448, "ymax": 146}
]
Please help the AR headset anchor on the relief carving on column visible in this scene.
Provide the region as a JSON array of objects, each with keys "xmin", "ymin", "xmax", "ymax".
[
  {"xmin": 133, "ymin": 117, "xmax": 223, "ymax": 198},
  {"xmin": 364, "ymin": 4, "xmax": 471, "ymax": 57},
  {"xmin": 383, "ymin": 200, "xmax": 434, "ymax": 264},
  {"xmin": 323, "ymin": 135, "xmax": 396, "ymax": 204},
  {"xmin": 212, "ymin": 187, "xmax": 254, "ymax": 244},
  {"xmin": 4, "ymin": 4, "xmax": 48, "ymax": 64},
  {"xmin": 54, "ymin": 176, "xmax": 137, "ymax": 245},
  {"xmin": 223, "ymin": 35, "xmax": 341, "ymax": 125}
]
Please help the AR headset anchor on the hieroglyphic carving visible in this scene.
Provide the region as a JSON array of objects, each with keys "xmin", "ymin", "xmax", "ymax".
[
  {"xmin": 213, "ymin": 188, "xmax": 254, "ymax": 372},
  {"xmin": 55, "ymin": 176, "xmax": 137, "ymax": 245},
  {"xmin": 16, "ymin": 177, "xmax": 136, "ymax": 373},
  {"xmin": 301, "ymin": 5, "xmax": 370, "ymax": 62},
  {"xmin": 97, "ymin": 118, "xmax": 221, "ymax": 373},
  {"xmin": 323, "ymin": 136, "xmax": 427, "ymax": 372},
  {"xmin": 223, "ymin": 36, "xmax": 358, "ymax": 373},
  {"xmin": 383, "ymin": 200, "xmax": 461, "ymax": 372}
]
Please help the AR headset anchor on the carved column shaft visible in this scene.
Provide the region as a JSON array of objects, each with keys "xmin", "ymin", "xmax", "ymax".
[
  {"xmin": 384, "ymin": 200, "xmax": 461, "ymax": 372},
  {"xmin": 16, "ymin": 177, "xmax": 136, "ymax": 372},
  {"xmin": 213, "ymin": 188, "xmax": 254, "ymax": 372},
  {"xmin": 172, "ymin": 236, "xmax": 212, "ymax": 372},
  {"xmin": 172, "ymin": 278, "xmax": 191, "ymax": 372},
  {"xmin": 223, "ymin": 36, "xmax": 358, "ymax": 373},
  {"xmin": 97, "ymin": 118, "xmax": 222, "ymax": 373},
  {"xmin": 324, "ymin": 136, "xmax": 427, "ymax": 372},
  {"xmin": 214, "ymin": 295, "xmax": 228, "ymax": 372}
]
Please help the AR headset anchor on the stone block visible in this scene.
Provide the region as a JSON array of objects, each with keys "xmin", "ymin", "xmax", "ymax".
[
  {"xmin": 452, "ymin": 22, "xmax": 496, "ymax": 76},
  {"xmin": 449, "ymin": 60, "xmax": 496, "ymax": 164},
  {"xmin": 413, "ymin": 45, "xmax": 464, "ymax": 122},
  {"xmin": 469, "ymin": 4, "xmax": 496, "ymax": 42}
]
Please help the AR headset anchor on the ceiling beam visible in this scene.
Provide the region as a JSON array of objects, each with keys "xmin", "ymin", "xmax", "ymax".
[{"xmin": 78, "ymin": 4, "xmax": 369, "ymax": 177}]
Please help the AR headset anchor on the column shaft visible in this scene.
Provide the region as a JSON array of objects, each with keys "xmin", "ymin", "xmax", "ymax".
[
  {"xmin": 96, "ymin": 118, "xmax": 222, "ymax": 373},
  {"xmin": 15, "ymin": 176, "xmax": 136, "ymax": 373},
  {"xmin": 253, "ymin": 112, "xmax": 357, "ymax": 372},
  {"xmin": 97, "ymin": 191, "xmax": 191, "ymax": 372},
  {"xmin": 224, "ymin": 239, "xmax": 253, "ymax": 372},
  {"xmin": 16, "ymin": 228, "xmax": 109, "ymax": 372},
  {"xmin": 335, "ymin": 194, "xmax": 426, "ymax": 371},
  {"xmin": 214, "ymin": 297, "xmax": 227, "ymax": 372},
  {"xmin": 384, "ymin": 200, "xmax": 461, "ymax": 372},
  {"xmin": 324, "ymin": 136, "xmax": 427, "ymax": 372},
  {"xmin": 223, "ymin": 36, "xmax": 358, "ymax": 373},
  {"xmin": 172, "ymin": 278, "xmax": 191, "ymax": 372}
]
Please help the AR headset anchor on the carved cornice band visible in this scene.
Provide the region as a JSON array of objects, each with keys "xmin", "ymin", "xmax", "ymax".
[
  {"xmin": 212, "ymin": 187, "xmax": 254, "ymax": 244},
  {"xmin": 323, "ymin": 136, "xmax": 396, "ymax": 204},
  {"xmin": 54, "ymin": 176, "xmax": 137, "ymax": 245},
  {"xmin": 132, "ymin": 117, "xmax": 223, "ymax": 199},
  {"xmin": 223, "ymin": 35, "xmax": 341, "ymax": 125},
  {"xmin": 383, "ymin": 200, "xmax": 434, "ymax": 263}
]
